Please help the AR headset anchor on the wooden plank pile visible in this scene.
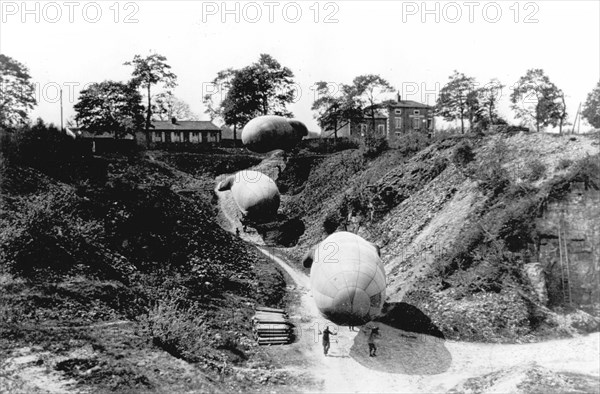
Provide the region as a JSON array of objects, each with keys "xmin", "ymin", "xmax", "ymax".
[{"xmin": 252, "ymin": 306, "xmax": 294, "ymax": 346}]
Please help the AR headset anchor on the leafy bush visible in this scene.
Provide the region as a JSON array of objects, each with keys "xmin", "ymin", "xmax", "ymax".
[
  {"xmin": 147, "ymin": 289, "xmax": 250, "ymax": 366},
  {"xmin": 524, "ymin": 158, "xmax": 547, "ymax": 182},
  {"xmin": 395, "ymin": 131, "xmax": 430, "ymax": 155},
  {"xmin": 555, "ymin": 158, "xmax": 572, "ymax": 171},
  {"xmin": 451, "ymin": 141, "xmax": 475, "ymax": 169},
  {"xmin": 147, "ymin": 290, "xmax": 211, "ymax": 362},
  {"xmin": 360, "ymin": 135, "xmax": 389, "ymax": 158},
  {"xmin": 467, "ymin": 138, "xmax": 511, "ymax": 195},
  {"xmin": 0, "ymin": 119, "xmax": 80, "ymax": 170},
  {"xmin": 0, "ymin": 189, "xmax": 106, "ymax": 277},
  {"xmin": 297, "ymin": 137, "xmax": 359, "ymax": 154}
]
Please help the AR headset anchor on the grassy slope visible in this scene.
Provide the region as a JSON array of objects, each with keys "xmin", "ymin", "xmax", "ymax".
[
  {"xmin": 278, "ymin": 132, "xmax": 600, "ymax": 343},
  {"xmin": 0, "ymin": 151, "xmax": 287, "ymax": 392}
]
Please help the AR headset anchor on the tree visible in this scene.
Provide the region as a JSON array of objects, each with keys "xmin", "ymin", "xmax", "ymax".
[
  {"xmin": 351, "ymin": 75, "xmax": 394, "ymax": 135},
  {"xmin": 203, "ymin": 68, "xmax": 236, "ymax": 125},
  {"xmin": 250, "ymin": 54, "xmax": 296, "ymax": 117},
  {"xmin": 124, "ymin": 53, "xmax": 178, "ymax": 131},
  {"xmin": 436, "ymin": 71, "xmax": 478, "ymax": 134},
  {"xmin": 553, "ymin": 89, "xmax": 568, "ymax": 134},
  {"xmin": 582, "ymin": 82, "xmax": 600, "ymax": 129},
  {"xmin": 0, "ymin": 118, "xmax": 77, "ymax": 168},
  {"xmin": 475, "ymin": 79, "xmax": 505, "ymax": 130},
  {"xmin": 152, "ymin": 92, "xmax": 198, "ymax": 121},
  {"xmin": 0, "ymin": 54, "xmax": 36, "ymax": 128},
  {"xmin": 465, "ymin": 89, "xmax": 481, "ymax": 133},
  {"xmin": 74, "ymin": 80, "xmax": 145, "ymax": 138},
  {"xmin": 311, "ymin": 81, "xmax": 363, "ymax": 140},
  {"xmin": 510, "ymin": 69, "xmax": 564, "ymax": 132},
  {"xmin": 205, "ymin": 54, "xmax": 297, "ymax": 144}
]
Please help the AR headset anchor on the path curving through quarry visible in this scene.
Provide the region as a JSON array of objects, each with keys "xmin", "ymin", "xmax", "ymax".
[{"xmin": 215, "ymin": 151, "xmax": 600, "ymax": 393}]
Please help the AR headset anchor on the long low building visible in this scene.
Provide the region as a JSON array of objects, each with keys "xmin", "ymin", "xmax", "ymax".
[
  {"xmin": 67, "ymin": 118, "xmax": 222, "ymax": 151},
  {"xmin": 137, "ymin": 118, "xmax": 221, "ymax": 147}
]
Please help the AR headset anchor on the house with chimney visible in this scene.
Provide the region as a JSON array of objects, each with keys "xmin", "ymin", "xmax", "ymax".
[{"xmin": 320, "ymin": 95, "xmax": 435, "ymax": 145}]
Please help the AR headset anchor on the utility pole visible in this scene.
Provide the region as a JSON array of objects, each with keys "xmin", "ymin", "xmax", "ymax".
[
  {"xmin": 60, "ymin": 88, "xmax": 64, "ymax": 132},
  {"xmin": 571, "ymin": 103, "xmax": 581, "ymax": 135}
]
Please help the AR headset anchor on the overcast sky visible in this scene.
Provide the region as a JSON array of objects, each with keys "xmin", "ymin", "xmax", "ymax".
[{"xmin": 1, "ymin": 0, "xmax": 599, "ymax": 131}]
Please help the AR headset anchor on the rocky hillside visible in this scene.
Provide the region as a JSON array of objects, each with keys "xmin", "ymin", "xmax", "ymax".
[{"xmin": 279, "ymin": 132, "xmax": 600, "ymax": 343}]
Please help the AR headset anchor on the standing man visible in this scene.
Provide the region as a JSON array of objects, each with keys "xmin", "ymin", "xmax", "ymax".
[
  {"xmin": 365, "ymin": 325, "xmax": 380, "ymax": 357},
  {"xmin": 319, "ymin": 325, "xmax": 336, "ymax": 356}
]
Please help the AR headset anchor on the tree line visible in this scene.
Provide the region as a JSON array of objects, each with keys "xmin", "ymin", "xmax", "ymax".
[
  {"xmin": 1, "ymin": 52, "xmax": 599, "ymax": 138},
  {"xmin": 437, "ymin": 69, "xmax": 575, "ymax": 134}
]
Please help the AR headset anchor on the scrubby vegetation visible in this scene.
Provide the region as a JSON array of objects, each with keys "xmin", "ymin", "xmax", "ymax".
[{"xmin": 0, "ymin": 124, "xmax": 287, "ymax": 392}]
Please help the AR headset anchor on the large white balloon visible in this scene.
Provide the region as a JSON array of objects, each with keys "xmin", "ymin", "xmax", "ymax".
[
  {"xmin": 241, "ymin": 115, "xmax": 308, "ymax": 153},
  {"xmin": 303, "ymin": 232, "xmax": 386, "ymax": 325},
  {"xmin": 217, "ymin": 170, "xmax": 280, "ymax": 221}
]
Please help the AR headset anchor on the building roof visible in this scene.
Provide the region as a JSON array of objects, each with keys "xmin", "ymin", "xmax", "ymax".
[
  {"xmin": 151, "ymin": 120, "xmax": 220, "ymax": 131},
  {"xmin": 388, "ymin": 100, "xmax": 433, "ymax": 109},
  {"xmin": 65, "ymin": 127, "xmax": 133, "ymax": 139}
]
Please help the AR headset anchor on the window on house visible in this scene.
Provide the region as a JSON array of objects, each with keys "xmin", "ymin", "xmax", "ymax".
[
  {"xmin": 395, "ymin": 130, "xmax": 402, "ymax": 137},
  {"xmin": 412, "ymin": 118, "xmax": 420, "ymax": 129},
  {"xmin": 395, "ymin": 117, "xmax": 402, "ymax": 129},
  {"xmin": 360, "ymin": 123, "xmax": 367, "ymax": 135},
  {"xmin": 413, "ymin": 110, "xmax": 420, "ymax": 115},
  {"xmin": 395, "ymin": 109, "xmax": 402, "ymax": 115},
  {"xmin": 377, "ymin": 124, "xmax": 385, "ymax": 134}
]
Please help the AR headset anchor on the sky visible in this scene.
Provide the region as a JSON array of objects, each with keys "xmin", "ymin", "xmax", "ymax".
[{"xmin": 1, "ymin": 0, "xmax": 599, "ymax": 132}]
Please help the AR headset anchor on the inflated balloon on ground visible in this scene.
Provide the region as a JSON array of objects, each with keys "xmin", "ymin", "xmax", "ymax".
[
  {"xmin": 302, "ymin": 231, "xmax": 386, "ymax": 325},
  {"xmin": 241, "ymin": 115, "xmax": 308, "ymax": 153},
  {"xmin": 217, "ymin": 170, "xmax": 280, "ymax": 222}
]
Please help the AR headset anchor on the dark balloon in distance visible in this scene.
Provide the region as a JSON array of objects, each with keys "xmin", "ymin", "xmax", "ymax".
[{"xmin": 241, "ymin": 115, "xmax": 308, "ymax": 153}]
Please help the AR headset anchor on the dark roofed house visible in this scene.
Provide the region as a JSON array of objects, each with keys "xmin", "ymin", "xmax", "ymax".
[{"xmin": 136, "ymin": 117, "xmax": 221, "ymax": 148}]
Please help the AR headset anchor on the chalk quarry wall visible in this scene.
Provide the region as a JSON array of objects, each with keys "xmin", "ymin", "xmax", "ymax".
[{"xmin": 537, "ymin": 182, "xmax": 600, "ymax": 310}]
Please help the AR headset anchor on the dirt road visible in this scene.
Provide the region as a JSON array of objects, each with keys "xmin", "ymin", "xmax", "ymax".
[
  {"xmin": 215, "ymin": 151, "xmax": 600, "ymax": 394},
  {"xmin": 254, "ymin": 246, "xmax": 600, "ymax": 393}
]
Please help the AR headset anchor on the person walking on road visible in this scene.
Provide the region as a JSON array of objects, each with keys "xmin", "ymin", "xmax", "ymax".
[
  {"xmin": 319, "ymin": 326, "xmax": 336, "ymax": 356},
  {"xmin": 365, "ymin": 325, "xmax": 380, "ymax": 357}
]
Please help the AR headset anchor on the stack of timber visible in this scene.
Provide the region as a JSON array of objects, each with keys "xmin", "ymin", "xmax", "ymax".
[{"xmin": 252, "ymin": 306, "xmax": 294, "ymax": 345}]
